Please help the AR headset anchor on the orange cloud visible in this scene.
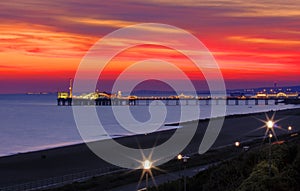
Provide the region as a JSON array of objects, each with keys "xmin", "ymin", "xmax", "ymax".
[
  {"xmin": 60, "ymin": 16, "xmax": 191, "ymax": 34},
  {"xmin": 0, "ymin": 23, "xmax": 97, "ymax": 58},
  {"xmin": 61, "ymin": 17, "xmax": 137, "ymax": 28},
  {"xmin": 228, "ymin": 36, "xmax": 300, "ymax": 46}
]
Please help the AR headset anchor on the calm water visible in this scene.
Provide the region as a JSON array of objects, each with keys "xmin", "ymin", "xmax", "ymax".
[{"xmin": 0, "ymin": 94, "xmax": 299, "ymax": 157}]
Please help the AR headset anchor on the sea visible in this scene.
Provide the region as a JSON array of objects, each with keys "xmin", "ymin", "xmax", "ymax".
[{"xmin": 1, "ymin": 94, "xmax": 299, "ymax": 157}]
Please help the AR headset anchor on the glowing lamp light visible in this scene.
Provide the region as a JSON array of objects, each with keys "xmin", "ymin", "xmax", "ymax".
[
  {"xmin": 143, "ymin": 160, "xmax": 152, "ymax": 170},
  {"xmin": 267, "ymin": 120, "xmax": 274, "ymax": 129},
  {"xmin": 177, "ymin": 154, "xmax": 183, "ymax": 160}
]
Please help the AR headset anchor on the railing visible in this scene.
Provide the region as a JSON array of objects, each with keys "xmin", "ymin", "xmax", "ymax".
[{"xmin": 0, "ymin": 166, "xmax": 124, "ymax": 191}]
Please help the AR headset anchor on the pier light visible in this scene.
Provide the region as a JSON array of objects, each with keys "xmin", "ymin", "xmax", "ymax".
[
  {"xmin": 235, "ymin": 141, "xmax": 240, "ymax": 147},
  {"xmin": 143, "ymin": 160, "xmax": 152, "ymax": 170},
  {"xmin": 267, "ymin": 120, "xmax": 274, "ymax": 129}
]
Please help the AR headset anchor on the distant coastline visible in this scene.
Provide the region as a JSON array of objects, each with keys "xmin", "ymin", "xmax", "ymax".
[{"xmin": 26, "ymin": 92, "xmax": 50, "ymax": 95}]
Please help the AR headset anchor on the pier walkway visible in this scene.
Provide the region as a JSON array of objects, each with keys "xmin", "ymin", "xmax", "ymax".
[{"xmin": 58, "ymin": 96, "xmax": 285, "ymax": 106}]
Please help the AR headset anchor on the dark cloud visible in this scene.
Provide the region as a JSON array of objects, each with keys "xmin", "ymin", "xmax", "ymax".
[{"xmin": 0, "ymin": 0, "xmax": 297, "ymax": 36}]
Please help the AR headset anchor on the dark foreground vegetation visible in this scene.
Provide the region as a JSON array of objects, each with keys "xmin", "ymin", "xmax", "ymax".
[{"xmin": 151, "ymin": 134, "xmax": 300, "ymax": 191}]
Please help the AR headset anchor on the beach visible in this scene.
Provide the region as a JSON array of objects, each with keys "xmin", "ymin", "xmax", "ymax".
[{"xmin": 1, "ymin": 108, "xmax": 300, "ymax": 188}]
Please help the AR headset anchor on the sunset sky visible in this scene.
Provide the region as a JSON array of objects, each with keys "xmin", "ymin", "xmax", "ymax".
[{"xmin": 0, "ymin": 0, "xmax": 300, "ymax": 93}]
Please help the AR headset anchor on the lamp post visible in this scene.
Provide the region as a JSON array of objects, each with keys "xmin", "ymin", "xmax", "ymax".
[
  {"xmin": 177, "ymin": 154, "xmax": 183, "ymax": 160},
  {"xmin": 267, "ymin": 120, "xmax": 274, "ymax": 177},
  {"xmin": 143, "ymin": 160, "xmax": 152, "ymax": 191},
  {"xmin": 234, "ymin": 141, "xmax": 241, "ymax": 153},
  {"xmin": 177, "ymin": 154, "xmax": 190, "ymax": 191},
  {"xmin": 177, "ymin": 154, "xmax": 183, "ymax": 190}
]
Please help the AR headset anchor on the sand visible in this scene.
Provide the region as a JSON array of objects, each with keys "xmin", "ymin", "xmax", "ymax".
[{"xmin": 0, "ymin": 108, "xmax": 299, "ymax": 187}]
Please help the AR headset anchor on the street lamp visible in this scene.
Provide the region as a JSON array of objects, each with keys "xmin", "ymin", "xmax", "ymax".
[
  {"xmin": 266, "ymin": 120, "xmax": 274, "ymax": 177},
  {"xmin": 143, "ymin": 160, "xmax": 152, "ymax": 191},
  {"xmin": 177, "ymin": 154, "xmax": 183, "ymax": 190},
  {"xmin": 269, "ymin": 133, "xmax": 273, "ymax": 138},
  {"xmin": 234, "ymin": 141, "xmax": 241, "ymax": 153},
  {"xmin": 267, "ymin": 120, "xmax": 274, "ymax": 130},
  {"xmin": 177, "ymin": 154, "xmax": 190, "ymax": 191},
  {"xmin": 143, "ymin": 160, "xmax": 152, "ymax": 170},
  {"xmin": 177, "ymin": 154, "xmax": 183, "ymax": 160}
]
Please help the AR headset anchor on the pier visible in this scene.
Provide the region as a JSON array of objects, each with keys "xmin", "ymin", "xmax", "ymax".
[
  {"xmin": 57, "ymin": 80, "xmax": 299, "ymax": 106},
  {"xmin": 57, "ymin": 79, "xmax": 73, "ymax": 106},
  {"xmin": 57, "ymin": 94, "xmax": 293, "ymax": 106},
  {"xmin": 57, "ymin": 92, "xmax": 72, "ymax": 106}
]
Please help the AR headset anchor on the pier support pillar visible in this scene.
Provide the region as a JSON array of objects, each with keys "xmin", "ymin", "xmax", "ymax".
[
  {"xmin": 265, "ymin": 99, "xmax": 269, "ymax": 105},
  {"xmin": 67, "ymin": 98, "xmax": 72, "ymax": 106},
  {"xmin": 129, "ymin": 100, "xmax": 136, "ymax": 106}
]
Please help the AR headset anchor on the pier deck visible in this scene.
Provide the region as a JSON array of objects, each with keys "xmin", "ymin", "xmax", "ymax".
[{"xmin": 57, "ymin": 96, "xmax": 291, "ymax": 106}]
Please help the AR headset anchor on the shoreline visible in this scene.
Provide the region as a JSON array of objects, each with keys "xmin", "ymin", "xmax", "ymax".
[
  {"xmin": 1, "ymin": 106, "xmax": 300, "ymax": 159},
  {"xmin": 1, "ymin": 108, "xmax": 300, "ymax": 187}
]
